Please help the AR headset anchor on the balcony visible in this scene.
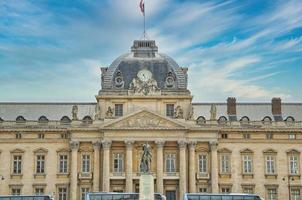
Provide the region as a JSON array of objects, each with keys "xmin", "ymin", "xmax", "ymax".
[
  {"xmin": 196, "ymin": 172, "xmax": 210, "ymax": 179},
  {"xmin": 110, "ymin": 172, "xmax": 125, "ymax": 179},
  {"xmin": 78, "ymin": 172, "xmax": 92, "ymax": 180},
  {"xmin": 164, "ymin": 172, "xmax": 179, "ymax": 179}
]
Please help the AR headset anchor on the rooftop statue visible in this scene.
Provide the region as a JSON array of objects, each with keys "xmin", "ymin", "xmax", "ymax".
[
  {"xmin": 210, "ymin": 104, "xmax": 217, "ymax": 120},
  {"xmin": 140, "ymin": 143, "xmax": 152, "ymax": 173},
  {"xmin": 72, "ymin": 105, "xmax": 78, "ymax": 120}
]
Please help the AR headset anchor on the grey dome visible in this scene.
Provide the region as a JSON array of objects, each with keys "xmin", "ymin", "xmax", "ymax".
[{"xmin": 101, "ymin": 40, "xmax": 188, "ymax": 90}]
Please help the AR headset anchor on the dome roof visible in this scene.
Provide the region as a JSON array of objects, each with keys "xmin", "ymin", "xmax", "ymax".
[{"xmin": 101, "ymin": 40, "xmax": 188, "ymax": 91}]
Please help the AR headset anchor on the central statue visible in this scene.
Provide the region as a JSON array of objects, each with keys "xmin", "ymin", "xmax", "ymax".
[{"xmin": 140, "ymin": 143, "xmax": 152, "ymax": 173}]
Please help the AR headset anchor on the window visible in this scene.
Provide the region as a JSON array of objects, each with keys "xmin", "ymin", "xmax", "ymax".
[
  {"xmin": 81, "ymin": 187, "xmax": 90, "ymax": 200},
  {"xmin": 266, "ymin": 133, "xmax": 273, "ymax": 140},
  {"xmin": 243, "ymin": 187, "xmax": 254, "ymax": 194},
  {"xmin": 266, "ymin": 155, "xmax": 276, "ymax": 174},
  {"xmin": 115, "ymin": 104, "xmax": 123, "ymax": 117},
  {"xmin": 36, "ymin": 155, "xmax": 45, "ymax": 174},
  {"xmin": 267, "ymin": 188, "xmax": 277, "ymax": 200},
  {"xmin": 291, "ymin": 189, "xmax": 301, "ymax": 200},
  {"xmin": 289, "ymin": 155, "xmax": 299, "ymax": 175},
  {"xmin": 11, "ymin": 188, "xmax": 21, "ymax": 195},
  {"xmin": 35, "ymin": 187, "xmax": 44, "ymax": 195},
  {"xmin": 165, "ymin": 153, "xmax": 176, "ymax": 173},
  {"xmin": 59, "ymin": 155, "xmax": 68, "ymax": 173},
  {"xmin": 13, "ymin": 155, "xmax": 22, "ymax": 174},
  {"xmin": 198, "ymin": 155, "xmax": 207, "ymax": 174},
  {"xmin": 113, "ymin": 153, "xmax": 124, "ymax": 173},
  {"xmin": 242, "ymin": 155, "xmax": 253, "ymax": 174},
  {"xmin": 221, "ymin": 187, "xmax": 231, "ymax": 194},
  {"xmin": 15, "ymin": 133, "xmax": 22, "ymax": 139},
  {"xmin": 166, "ymin": 104, "xmax": 174, "ymax": 117},
  {"xmin": 58, "ymin": 187, "xmax": 68, "ymax": 200},
  {"xmin": 243, "ymin": 133, "xmax": 250, "ymax": 139},
  {"xmin": 199, "ymin": 188, "xmax": 207, "ymax": 193},
  {"xmin": 38, "ymin": 133, "xmax": 44, "ymax": 139},
  {"xmin": 220, "ymin": 155, "xmax": 230, "ymax": 173},
  {"xmin": 289, "ymin": 134, "xmax": 297, "ymax": 140},
  {"xmin": 82, "ymin": 154, "xmax": 90, "ymax": 173},
  {"xmin": 221, "ymin": 133, "xmax": 228, "ymax": 139}
]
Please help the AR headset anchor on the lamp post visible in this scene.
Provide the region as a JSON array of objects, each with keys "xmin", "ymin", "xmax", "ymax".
[{"xmin": 282, "ymin": 175, "xmax": 295, "ymax": 200}]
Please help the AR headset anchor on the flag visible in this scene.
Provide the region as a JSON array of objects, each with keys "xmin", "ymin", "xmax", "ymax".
[{"xmin": 140, "ymin": 0, "xmax": 145, "ymax": 15}]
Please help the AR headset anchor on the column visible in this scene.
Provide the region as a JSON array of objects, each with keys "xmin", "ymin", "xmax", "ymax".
[
  {"xmin": 210, "ymin": 141, "xmax": 219, "ymax": 193},
  {"xmin": 178, "ymin": 140, "xmax": 187, "ymax": 199},
  {"xmin": 102, "ymin": 140, "xmax": 112, "ymax": 192},
  {"xmin": 125, "ymin": 140, "xmax": 134, "ymax": 192},
  {"xmin": 70, "ymin": 141, "xmax": 79, "ymax": 200},
  {"xmin": 155, "ymin": 140, "xmax": 165, "ymax": 194},
  {"xmin": 189, "ymin": 141, "xmax": 197, "ymax": 193},
  {"xmin": 93, "ymin": 141, "xmax": 101, "ymax": 192}
]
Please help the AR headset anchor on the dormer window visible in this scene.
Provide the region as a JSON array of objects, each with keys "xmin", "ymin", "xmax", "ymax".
[
  {"xmin": 82, "ymin": 116, "xmax": 93, "ymax": 124},
  {"xmin": 16, "ymin": 116, "xmax": 26, "ymax": 123},
  {"xmin": 38, "ymin": 116, "xmax": 49, "ymax": 124},
  {"xmin": 196, "ymin": 116, "xmax": 206, "ymax": 125},
  {"xmin": 60, "ymin": 116, "xmax": 71, "ymax": 125},
  {"xmin": 263, "ymin": 116, "xmax": 272, "ymax": 124}
]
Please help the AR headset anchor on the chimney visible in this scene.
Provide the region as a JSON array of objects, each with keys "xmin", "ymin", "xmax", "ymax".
[
  {"xmin": 227, "ymin": 97, "xmax": 237, "ymax": 121},
  {"xmin": 272, "ymin": 98, "xmax": 282, "ymax": 121}
]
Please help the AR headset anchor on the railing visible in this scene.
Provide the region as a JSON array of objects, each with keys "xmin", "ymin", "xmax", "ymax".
[
  {"xmin": 196, "ymin": 172, "xmax": 209, "ymax": 179},
  {"xmin": 78, "ymin": 172, "xmax": 93, "ymax": 179},
  {"xmin": 0, "ymin": 119, "xmax": 302, "ymax": 129},
  {"xmin": 110, "ymin": 172, "xmax": 126, "ymax": 179}
]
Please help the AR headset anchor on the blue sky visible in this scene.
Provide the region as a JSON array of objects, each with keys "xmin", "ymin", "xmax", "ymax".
[{"xmin": 0, "ymin": 0, "xmax": 302, "ymax": 103}]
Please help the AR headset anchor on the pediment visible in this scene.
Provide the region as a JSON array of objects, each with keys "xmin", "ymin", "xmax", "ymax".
[{"xmin": 102, "ymin": 109, "xmax": 187, "ymax": 130}]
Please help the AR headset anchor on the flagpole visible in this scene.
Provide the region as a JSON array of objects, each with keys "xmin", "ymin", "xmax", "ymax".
[{"xmin": 144, "ymin": 0, "xmax": 146, "ymax": 40}]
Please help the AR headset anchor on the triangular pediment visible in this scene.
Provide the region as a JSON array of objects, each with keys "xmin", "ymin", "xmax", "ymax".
[{"xmin": 102, "ymin": 109, "xmax": 187, "ymax": 130}]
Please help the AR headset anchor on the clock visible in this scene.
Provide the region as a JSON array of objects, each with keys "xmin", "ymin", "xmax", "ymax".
[{"xmin": 137, "ymin": 69, "xmax": 152, "ymax": 82}]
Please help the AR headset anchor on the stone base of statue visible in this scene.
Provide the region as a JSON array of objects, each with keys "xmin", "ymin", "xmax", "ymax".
[{"xmin": 139, "ymin": 173, "xmax": 154, "ymax": 200}]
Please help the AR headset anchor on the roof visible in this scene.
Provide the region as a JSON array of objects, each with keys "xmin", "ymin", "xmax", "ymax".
[
  {"xmin": 193, "ymin": 103, "xmax": 302, "ymax": 121},
  {"xmin": 101, "ymin": 40, "xmax": 188, "ymax": 90},
  {"xmin": 0, "ymin": 102, "xmax": 301, "ymax": 122},
  {"xmin": 0, "ymin": 103, "xmax": 96, "ymax": 121}
]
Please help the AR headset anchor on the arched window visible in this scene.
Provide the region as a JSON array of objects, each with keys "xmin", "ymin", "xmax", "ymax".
[
  {"xmin": 196, "ymin": 116, "xmax": 206, "ymax": 125},
  {"xmin": 82, "ymin": 116, "xmax": 93, "ymax": 124},
  {"xmin": 60, "ymin": 116, "xmax": 71, "ymax": 124},
  {"xmin": 38, "ymin": 116, "xmax": 49, "ymax": 124},
  {"xmin": 218, "ymin": 116, "xmax": 228, "ymax": 124},
  {"xmin": 0, "ymin": 117, "xmax": 3, "ymax": 122},
  {"xmin": 240, "ymin": 116, "xmax": 250, "ymax": 125},
  {"xmin": 285, "ymin": 116, "xmax": 295, "ymax": 122},
  {"xmin": 16, "ymin": 116, "xmax": 26, "ymax": 123},
  {"xmin": 262, "ymin": 116, "xmax": 272, "ymax": 124}
]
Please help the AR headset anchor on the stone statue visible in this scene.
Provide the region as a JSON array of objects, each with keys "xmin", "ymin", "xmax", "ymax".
[
  {"xmin": 188, "ymin": 105, "xmax": 194, "ymax": 120},
  {"xmin": 105, "ymin": 106, "xmax": 114, "ymax": 118},
  {"xmin": 140, "ymin": 143, "xmax": 152, "ymax": 173},
  {"xmin": 210, "ymin": 104, "xmax": 217, "ymax": 120},
  {"xmin": 94, "ymin": 104, "xmax": 101, "ymax": 120},
  {"xmin": 130, "ymin": 77, "xmax": 160, "ymax": 96},
  {"xmin": 72, "ymin": 105, "xmax": 78, "ymax": 120},
  {"xmin": 174, "ymin": 106, "xmax": 184, "ymax": 119}
]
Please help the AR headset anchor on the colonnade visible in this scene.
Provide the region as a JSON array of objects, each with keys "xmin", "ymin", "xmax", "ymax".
[{"xmin": 69, "ymin": 140, "xmax": 219, "ymax": 200}]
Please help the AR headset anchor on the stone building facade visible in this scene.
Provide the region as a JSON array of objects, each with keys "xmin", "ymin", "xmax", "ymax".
[{"xmin": 0, "ymin": 40, "xmax": 302, "ymax": 200}]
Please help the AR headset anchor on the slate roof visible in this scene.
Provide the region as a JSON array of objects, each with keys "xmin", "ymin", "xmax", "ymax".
[
  {"xmin": 0, "ymin": 103, "xmax": 96, "ymax": 121},
  {"xmin": 0, "ymin": 102, "xmax": 301, "ymax": 122},
  {"xmin": 192, "ymin": 103, "xmax": 302, "ymax": 121},
  {"xmin": 101, "ymin": 40, "xmax": 188, "ymax": 90}
]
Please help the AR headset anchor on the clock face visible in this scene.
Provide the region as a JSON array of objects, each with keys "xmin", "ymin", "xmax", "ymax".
[{"xmin": 137, "ymin": 69, "xmax": 152, "ymax": 82}]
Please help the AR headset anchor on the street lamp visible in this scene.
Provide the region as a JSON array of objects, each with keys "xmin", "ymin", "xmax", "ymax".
[{"xmin": 282, "ymin": 175, "xmax": 295, "ymax": 200}]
